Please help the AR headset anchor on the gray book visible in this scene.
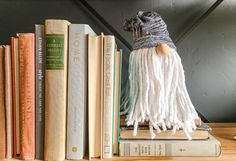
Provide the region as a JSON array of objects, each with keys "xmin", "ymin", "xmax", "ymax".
[
  {"xmin": 119, "ymin": 134, "xmax": 221, "ymax": 157},
  {"xmin": 35, "ymin": 24, "xmax": 45, "ymax": 160},
  {"xmin": 67, "ymin": 24, "xmax": 96, "ymax": 159}
]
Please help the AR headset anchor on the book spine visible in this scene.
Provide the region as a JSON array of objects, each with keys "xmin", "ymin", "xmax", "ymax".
[
  {"xmin": 45, "ymin": 19, "xmax": 70, "ymax": 161},
  {"xmin": 18, "ymin": 33, "xmax": 35, "ymax": 160},
  {"xmin": 35, "ymin": 24, "xmax": 45, "ymax": 160},
  {"xmin": 0, "ymin": 46, "xmax": 6, "ymax": 159},
  {"xmin": 113, "ymin": 50, "xmax": 122, "ymax": 155},
  {"xmin": 102, "ymin": 36, "xmax": 115, "ymax": 159},
  {"xmin": 67, "ymin": 24, "xmax": 86, "ymax": 160},
  {"xmin": 11, "ymin": 37, "xmax": 20, "ymax": 156},
  {"xmin": 88, "ymin": 35, "xmax": 102, "ymax": 160},
  {"xmin": 4, "ymin": 45, "xmax": 13, "ymax": 159},
  {"xmin": 119, "ymin": 139, "xmax": 221, "ymax": 157},
  {"xmin": 67, "ymin": 24, "xmax": 95, "ymax": 160}
]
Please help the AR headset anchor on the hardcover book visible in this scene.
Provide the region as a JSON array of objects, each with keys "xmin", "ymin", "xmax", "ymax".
[
  {"xmin": 35, "ymin": 24, "xmax": 45, "ymax": 160},
  {"xmin": 0, "ymin": 46, "xmax": 6, "ymax": 160},
  {"xmin": 119, "ymin": 134, "xmax": 221, "ymax": 157},
  {"xmin": 18, "ymin": 33, "xmax": 35, "ymax": 160},
  {"xmin": 11, "ymin": 37, "xmax": 20, "ymax": 156},
  {"xmin": 4, "ymin": 45, "xmax": 13, "ymax": 159},
  {"xmin": 113, "ymin": 50, "xmax": 122, "ymax": 155},
  {"xmin": 44, "ymin": 19, "xmax": 70, "ymax": 161},
  {"xmin": 88, "ymin": 34, "xmax": 103, "ymax": 160},
  {"xmin": 67, "ymin": 24, "xmax": 96, "ymax": 160},
  {"xmin": 102, "ymin": 35, "xmax": 116, "ymax": 159}
]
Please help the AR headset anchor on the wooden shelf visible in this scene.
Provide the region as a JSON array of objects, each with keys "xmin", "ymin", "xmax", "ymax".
[{"xmin": 6, "ymin": 123, "xmax": 236, "ymax": 161}]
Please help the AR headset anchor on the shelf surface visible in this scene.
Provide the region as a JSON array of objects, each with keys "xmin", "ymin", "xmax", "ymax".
[{"xmin": 6, "ymin": 123, "xmax": 236, "ymax": 161}]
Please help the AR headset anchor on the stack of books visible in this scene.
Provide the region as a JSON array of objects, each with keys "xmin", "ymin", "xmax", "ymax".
[{"xmin": 119, "ymin": 116, "xmax": 221, "ymax": 157}]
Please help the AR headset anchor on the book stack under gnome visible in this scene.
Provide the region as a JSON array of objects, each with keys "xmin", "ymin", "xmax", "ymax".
[{"xmin": 119, "ymin": 116, "xmax": 221, "ymax": 157}]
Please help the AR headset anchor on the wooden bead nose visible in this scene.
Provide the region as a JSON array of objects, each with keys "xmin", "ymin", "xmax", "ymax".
[{"xmin": 155, "ymin": 43, "xmax": 170, "ymax": 56}]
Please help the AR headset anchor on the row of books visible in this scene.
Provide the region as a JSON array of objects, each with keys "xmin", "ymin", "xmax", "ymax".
[
  {"xmin": 0, "ymin": 19, "xmax": 123, "ymax": 160},
  {"xmin": 0, "ymin": 18, "xmax": 221, "ymax": 161}
]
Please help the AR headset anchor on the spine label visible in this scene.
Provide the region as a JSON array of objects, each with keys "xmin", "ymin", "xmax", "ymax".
[{"xmin": 45, "ymin": 34, "xmax": 64, "ymax": 70}]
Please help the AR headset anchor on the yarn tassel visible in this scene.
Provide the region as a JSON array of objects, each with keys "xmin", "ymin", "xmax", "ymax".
[{"xmin": 123, "ymin": 47, "xmax": 199, "ymax": 139}]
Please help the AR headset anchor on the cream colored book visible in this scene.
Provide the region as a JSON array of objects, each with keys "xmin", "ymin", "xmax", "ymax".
[
  {"xmin": 102, "ymin": 36, "xmax": 115, "ymax": 159},
  {"xmin": 119, "ymin": 134, "xmax": 221, "ymax": 157},
  {"xmin": 88, "ymin": 34, "xmax": 104, "ymax": 160},
  {"xmin": 44, "ymin": 19, "xmax": 70, "ymax": 161}
]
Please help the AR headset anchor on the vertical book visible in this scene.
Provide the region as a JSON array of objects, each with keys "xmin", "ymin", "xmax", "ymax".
[
  {"xmin": 18, "ymin": 33, "xmax": 35, "ymax": 160},
  {"xmin": 67, "ymin": 24, "xmax": 96, "ymax": 160},
  {"xmin": 0, "ymin": 46, "xmax": 6, "ymax": 159},
  {"xmin": 11, "ymin": 37, "xmax": 20, "ymax": 156},
  {"xmin": 102, "ymin": 36, "xmax": 115, "ymax": 159},
  {"xmin": 88, "ymin": 34, "xmax": 103, "ymax": 160},
  {"xmin": 44, "ymin": 19, "xmax": 70, "ymax": 161},
  {"xmin": 4, "ymin": 45, "xmax": 13, "ymax": 159},
  {"xmin": 35, "ymin": 24, "xmax": 45, "ymax": 160}
]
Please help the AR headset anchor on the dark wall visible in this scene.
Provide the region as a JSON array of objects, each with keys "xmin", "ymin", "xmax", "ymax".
[{"xmin": 0, "ymin": 0, "xmax": 236, "ymax": 122}]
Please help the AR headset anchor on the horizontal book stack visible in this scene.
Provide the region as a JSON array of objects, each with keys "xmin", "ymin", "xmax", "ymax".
[
  {"xmin": 0, "ymin": 18, "xmax": 220, "ymax": 161},
  {"xmin": 119, "ymin": 115, "xmax": 221, "ymax": 157}
]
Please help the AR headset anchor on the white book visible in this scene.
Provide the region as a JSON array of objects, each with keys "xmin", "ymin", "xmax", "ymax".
[
  {"xmin": 102, "ymin": 36, "xmax": 115, "ymax": 159},
  {"xmin": 119, "ymin": 134, "xmax": 221, "ymax": 157},
  {"xmin": 67, "ymin": 24, "xmax": 96, "ymax": 160}
]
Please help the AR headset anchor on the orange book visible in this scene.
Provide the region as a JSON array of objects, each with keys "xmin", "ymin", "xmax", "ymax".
[
  {"xmin": 0, "ymin": 46, "xmax": 6, "ymax": 159},
  {"xmin": 18, "ymin": 33, "xmax": 35, "ymax": 160},
  {"xmin": 4, "ymin": 45, "xmax": 13, "ymax": 159},
  {"xmin": 11, "ymin": 37, "xmax": 20, "ymax": 156}
]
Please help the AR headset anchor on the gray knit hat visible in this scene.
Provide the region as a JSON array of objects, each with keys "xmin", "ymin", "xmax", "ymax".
[{"xmin": 124, "ymin": 11, "xmax": 176, "ymax": 50}]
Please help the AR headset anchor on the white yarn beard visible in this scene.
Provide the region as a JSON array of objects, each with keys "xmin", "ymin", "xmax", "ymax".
[{"xmin": 126, "ymin": 47, "xmax": 199, "ymax": 140}]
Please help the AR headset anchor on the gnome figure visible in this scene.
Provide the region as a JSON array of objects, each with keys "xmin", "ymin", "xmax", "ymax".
[{"xmin": 122, "ymin": 11, "xmax": 200, "ymax": 139}]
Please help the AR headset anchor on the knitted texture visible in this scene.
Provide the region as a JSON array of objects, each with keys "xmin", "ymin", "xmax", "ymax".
[{"xmin": 123, "ymin": 11, "xmax": 176, "ymax": 50}]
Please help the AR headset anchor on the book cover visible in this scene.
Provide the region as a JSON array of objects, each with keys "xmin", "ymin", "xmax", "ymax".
[
  {"xmin": 0, "ymin": 46, "xmax": 6, "ymax": 159},
  {"xmin": 102, "ymin": 35, "xmax": 115, "ymax": 159},
  {"xmin": 11, "ymin": 37, "xmax": 20, "ymax": 156},
  {"xmin": 44, "ymin": 19, "xmax": 70, "ymax": 161},
  {"xmin": 119, "ymin": 134, "xmax": 221, "ymax": 157},
  {"xmin": 35, "ymin": 24, "xmax": 45, "ymax": 160},
  {"xmin": 4, "ymin": 45, "xmax": 13, "ymax": 159},
  {"xmin": 18, "ymin": 33, "xmax": 35, "ymax": 160},
  {"xmin": 67, "ymin": 24, "xmax": 96, "ymax": 160},
  {"xmin": 88, "ymin": 34, "xmax": 103, "ymax": 160}
]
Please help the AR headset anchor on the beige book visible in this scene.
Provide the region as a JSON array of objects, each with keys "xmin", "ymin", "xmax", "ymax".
[
  {"xmin": 102, "ymin": 36, "xmax": 115, "ymax": 159},
  {"xmin": 113, "ymin": 51, "xmax": 121, "ymax": 155},
  {"xmin": 4, "ymin": 45, "xmax": 13, "ymax": 159},
  {"xmin": 88, "ymin": 34, "xmax": 104, "ymax": 160},
  {"xmin": 0, "ymin": 46, "xmax": 6, "ymax": 159},
  {"xmin": 44, "ymin": 19, "xmax": 70, "ymax": 161}
]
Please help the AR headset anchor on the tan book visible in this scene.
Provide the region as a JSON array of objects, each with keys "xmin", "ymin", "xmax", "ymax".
[
  {"xmin": 44, "ymin": 19, "xmax": 70, "ymax": 161},
  {"xmin": 0, "ymin": 46, "xmax": 6, "ymax": 159},
  {"xmin": 88, "ymin": 34, "xmax": 103, "ymax": 160},
  {"xmin": 120, "ymin": 128, "xmax": 209, "ymax": 140},
  {"xmin": 4, "ymin": 45, "xmax": 13, "ymax": 159},
  {"xmin": 18, "ymin": 33, "xmax": 35, "ymax": 160},
  {"xmin": 11, "ymin": 37, "xmax": 20, "ymax": 156},
  {"xmin": 113, "ymin": 51, "xmax": 122, "ymax": 155},
  {"xmin": 102, "ymin": 35, "xmax": 115, "ymax": 159}
]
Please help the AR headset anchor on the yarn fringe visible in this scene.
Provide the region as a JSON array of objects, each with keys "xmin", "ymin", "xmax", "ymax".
[{"xmin": 121, "ymin": 47, "xmax": 199, "ymax": 140}]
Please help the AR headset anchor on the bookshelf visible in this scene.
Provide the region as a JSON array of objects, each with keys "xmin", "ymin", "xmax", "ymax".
[{"xmin": 5, "ymin": 123, "xmax": 236, "ymax": 161}]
